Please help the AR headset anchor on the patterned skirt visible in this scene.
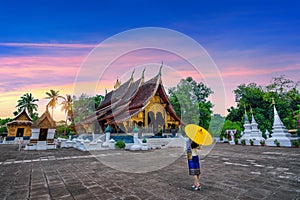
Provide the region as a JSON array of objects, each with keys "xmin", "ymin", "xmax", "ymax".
[{"xmin": 188, "ymin": 156, "xmax": 201, "ymax": 175}]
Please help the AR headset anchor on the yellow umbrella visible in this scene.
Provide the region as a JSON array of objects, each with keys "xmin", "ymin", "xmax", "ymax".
[{"xmin": 185, "ymin": 124, "xmax": 213, "ymax": 146}]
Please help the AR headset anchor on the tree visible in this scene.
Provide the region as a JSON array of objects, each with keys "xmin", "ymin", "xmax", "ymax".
[
  {"xmin": 168, "ymin": 77, "xmax": 213, "ymax": 129},
  {"xmin": 15, "ymin": 93, "xmax": 39, "ymax": 120},
  {"xmin": 73, "ymin": 93, "xmax": 104, "ymax": 124},
  {"xmin": 0, "ymin": 118, "xmax": 12, "ymax": 134},
  {"xmin": 221, "ymin": 119, "xmax": 243, "ymax": 137},
  {"xmin": 266, "ymin": 75, "xmax": 298, "ymax": 95},
  {"xmin": 61, "ymin": 94, "xmax": 74, "ymax": 124},
  {"xmin": 45, "ymin": 90, "xmax": 64, "ymax": 118},
  {"xmin": 227, "ymin": 76, "xmax": 300, "ymax": 133},
  {"xmin": 208, "ymin": 114, "xmax": 225, "ymax": 136},
  {"xmin": 94, "ymin": 94, "xmax": 105, "ymax": 109}
]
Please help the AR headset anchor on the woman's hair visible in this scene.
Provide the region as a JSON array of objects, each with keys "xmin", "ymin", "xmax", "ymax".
[{"xmin": 191, "ymin": 141, "xmax": 199, "ymax": 149}]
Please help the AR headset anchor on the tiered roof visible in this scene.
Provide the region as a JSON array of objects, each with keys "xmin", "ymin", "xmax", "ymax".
[
  {"xmin": 6, "ymin": 108, "xmax": 33, "ymax": 126},
  {"xmin": 81, "ymin": 68, "xmax": 181, "ymax": 126},
  {"xmin": 31, "ymin": 109, "xmax": 56, "ymax": 129}
]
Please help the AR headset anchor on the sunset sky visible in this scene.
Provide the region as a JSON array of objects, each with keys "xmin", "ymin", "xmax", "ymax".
[{"xmin": 0, "ymin": 0, "xmax": 299, "ymax": 120}]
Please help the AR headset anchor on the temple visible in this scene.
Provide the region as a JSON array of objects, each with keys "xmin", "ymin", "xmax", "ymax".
[{"xmin": 80, "ymin": 66, "xmax": 181, "ymax": 135}]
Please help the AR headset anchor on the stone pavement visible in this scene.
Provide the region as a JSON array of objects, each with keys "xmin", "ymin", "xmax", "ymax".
[{"xmin": 0, "ymin": 143, "xmax": 299, "ymax": 200}]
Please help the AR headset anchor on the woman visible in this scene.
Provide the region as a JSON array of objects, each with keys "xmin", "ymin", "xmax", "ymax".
[{"xmin": 187, "ymin": 139, "xmax": 201, "ymax": 190}]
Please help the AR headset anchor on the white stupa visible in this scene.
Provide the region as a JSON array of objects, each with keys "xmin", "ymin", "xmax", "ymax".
[
  {"xmin": 240, "ymin": 108, "xmax": 265, "ymax": 145},
  {"xmin": 266, "ymin": 105, "xmax": 296, "ymax": 147},
  {"xmin": 249, "ymin": 114, "xmax": 265, "ymax": 145},
  {"xmin": 239, "ymin": 111, "xmax": 251, "ymax": 145}
]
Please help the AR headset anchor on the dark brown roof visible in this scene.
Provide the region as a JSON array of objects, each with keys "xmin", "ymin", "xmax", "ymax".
[
  {"xmin": 13, "ymin": 108, "xmax": 32, "ymax": 121},
  {"xmin": 102, "ymin": 75, "xmax": 160, "ymax": 123},
  {"xmin": 31, "ymin": 109, "xmax": 56, "ymax": 128},
  {"xmin": 97, "ymin": 78, "xmax": 131, "ymax": 110},
  {"xmin": 6, "ymin": 120, "xmax": 33, "ymax": 126},
  {"xmin": 129, "ymin": 75, "xmax": 159, "ymax": 109},
  {"xmin": 81, "ymin": 71, "xmax": 181, "ymax": 126},
  {"xmin": 6, "ymin": 108, "xmax": 33, "ymax": 126},
  {"xmin": 96, "ymin": 78, "xmax": 142, "ymax": 120}
]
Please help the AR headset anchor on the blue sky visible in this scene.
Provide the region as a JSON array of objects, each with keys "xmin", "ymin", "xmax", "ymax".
[
  {"xmin": 0, "ymin": 0, "xmax": 299, "ymax": 118},
  {"xmin": 1, "ymin": 0, "xmax": 299, "ymax": 46}
]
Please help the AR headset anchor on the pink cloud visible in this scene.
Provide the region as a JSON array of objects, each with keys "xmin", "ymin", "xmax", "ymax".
[
  {"xmin": 220, "ymin": 64, "xmax": 300, "ymax": 78},
  {"xmin": 1, "ymin": 39, "xmax": 299, "ymax": 118}
]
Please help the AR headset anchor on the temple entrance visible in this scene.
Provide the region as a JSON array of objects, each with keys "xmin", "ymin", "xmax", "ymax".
[
  {"xmin": 156, "ymin": 112, "xmax": 164, "ymax": 133},
  {"xmin": 39, "ymin": 128, "xmax": 48, "ymax": 141},
  {"xmin": 16, "ymin": 128, "xmax": 24, "ymax": 137},
  {"xmin": 148, "ymin": 111, "xmax": 155, "ymax": 133}
]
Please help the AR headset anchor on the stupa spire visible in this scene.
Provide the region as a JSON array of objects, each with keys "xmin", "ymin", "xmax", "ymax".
[
  {"xmin": 114, "ymin": 77, "xmax": 121, "ymax": 89},
  {"xmin": 244, "ymin": 105, "xmax": 249, "ymax": 123},
  {"xmin": 142, "ymin": 67, "xmax": 146, "ymax": 83},
  {"xmin": 158, "ymin": 61, "xmax": 163, "ymax": 76}
]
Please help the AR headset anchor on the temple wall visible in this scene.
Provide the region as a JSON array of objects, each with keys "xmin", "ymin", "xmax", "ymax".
[{"xmin": 7, "ymin": 125, "xmax": 31, "ymax": 137}]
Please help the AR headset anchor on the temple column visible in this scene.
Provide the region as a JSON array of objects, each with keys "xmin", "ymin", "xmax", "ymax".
[{"xmin": 145, "ymin": 109, "xmax": 148, "ymax": 130}]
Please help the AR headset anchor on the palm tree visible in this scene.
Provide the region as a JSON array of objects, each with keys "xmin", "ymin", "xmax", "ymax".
[
  {"xmin": 16, "ymin": 93, "xmax": 39, "ymax": 118},
  {"xmin": 61, "ymin": 94, "xmax": 74, "ymax": 124},
  {"xmin": 45, "ymin": 90, "xmax": 64, "ymax": 118},
  {"xmin": 61, "ymin": 94, "xmax": 74, "ymax": 135}
]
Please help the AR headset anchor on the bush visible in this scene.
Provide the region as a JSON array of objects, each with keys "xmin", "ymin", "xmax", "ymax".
[
  {"xmin": 219, "ymin": 133, "xmax": 224, "ymax": 141},
  {"xmin": 142, "ymin": 138, "xmax": 147, "ymax": 143},
  {"xmin": 297, "ymin": 129, "xmax": 300, "ymax": 137},
  {"xmin": 241, "ymin": 139, "xmax": 246, "ymax": 145},
  {"xmin": 115, "ymin": 140, "xmax": 126, "ymax": 149},
  {"xmin": 292, "ymin": 140, "xmax": 299, "ymax": 148},
  {"xmin": 250, "ymin": 139, "xmax": 254, "ymax": 145},
  {"xmin": 274, "ymin": 139, "xmax": 280, "ymax": 147},
  {"xmin": 234, "ymin": 138, "xmax": 238, "ymax": 144},
  {"xmin": 260, "ymin": 140, "xmax": 265, "ymax": 146}
]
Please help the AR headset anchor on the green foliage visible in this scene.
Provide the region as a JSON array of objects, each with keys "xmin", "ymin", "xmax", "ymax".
[
  {"xmin": 297, "ymin": 129, "xmax": 300, "ymax": 137},
  {"xmin": 0, "ymin": 118, "xmax": 12, "ymax": 134},
  {"xmin": 219, "ymin": 132, "xmax": 224, "ymax": 141},
  {"xmin": 73, "ymin": 94, "xmax": 104, "ymax": 123},
  {"xmin": 249, "ymin": 139, "xmax": 254, "ymax": 145},
  {"xmin": 115, "ymin": 140, "xmax": 126, "ymax": 149},
  {"xmin": 292, "ymin": 140, "xmax": 299, "ymax": 148},
  {"xmin": 241, "ymin": 139, "xmax": 246, "ymax": 145},
  {"xmin": 94, "ymin": 94, "xmax": 105, "ymax": 109},
  {"xmin": 55, "ymin": 124, "xmax": 74, "ymax": 137},
  {"xmin": 221, "ymin": 120, "xmax": 242, "ymax": 135},
  {"xmin": 45, "ymin": 89, "xmax": 64, "ymax": 117},
  {"xmin": 142, "ymin": 138, "xmax": 147, "ymax": 143},
  {"xmin": 227, "ymin": 76, "xmax": 300, "ymax": 134},
  {"xmin": 61, "ymin": 94, "xmax": 74, "ymax": 124},
  {"xmin": 260, "ymin": 140, "xmax": 265, "ymax": 146},
  {"xmin": 208, "ymin": 114, "xmax": 225, "ymax": 137},
  {"xmin": 168, "ymin": 77, "xmax": 213, "ymax": 129},
  {"xmin": 262, "ymin": 132, "xmax": 267, "ymax": 139},
  {"xmin": 235, "ymin": 132, "xmax": 241, "ymax": 138},
  {"xmin": 15, "ymin": 93, "xmax": 39, "ymax": 120},
  {"xmin": 274, "ymin": 139, "xmax": 280, "ymax": 147},
  {"xmin": 234, "ymin": 138, "xmax": 238, "ymax": 144}
]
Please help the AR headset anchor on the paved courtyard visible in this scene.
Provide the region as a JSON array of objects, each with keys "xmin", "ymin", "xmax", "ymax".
[{"xmin": 0, "ymin": 143, "xmax": 299, "ymax": 200}]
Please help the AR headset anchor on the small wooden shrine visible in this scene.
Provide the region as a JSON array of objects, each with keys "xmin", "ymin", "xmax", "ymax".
[
  {"xmin": 26, "ymin": 109, "xmax": 56, "ymax": 150},
  {"xmin": 6, "ymin": 108, "xmax": 32, "ymax": 142}
]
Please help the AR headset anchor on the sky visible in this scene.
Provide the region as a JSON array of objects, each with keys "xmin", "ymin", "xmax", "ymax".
[{"xmin": 0, "ymin": 0, "xmax": 300, "ymax": 120}]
